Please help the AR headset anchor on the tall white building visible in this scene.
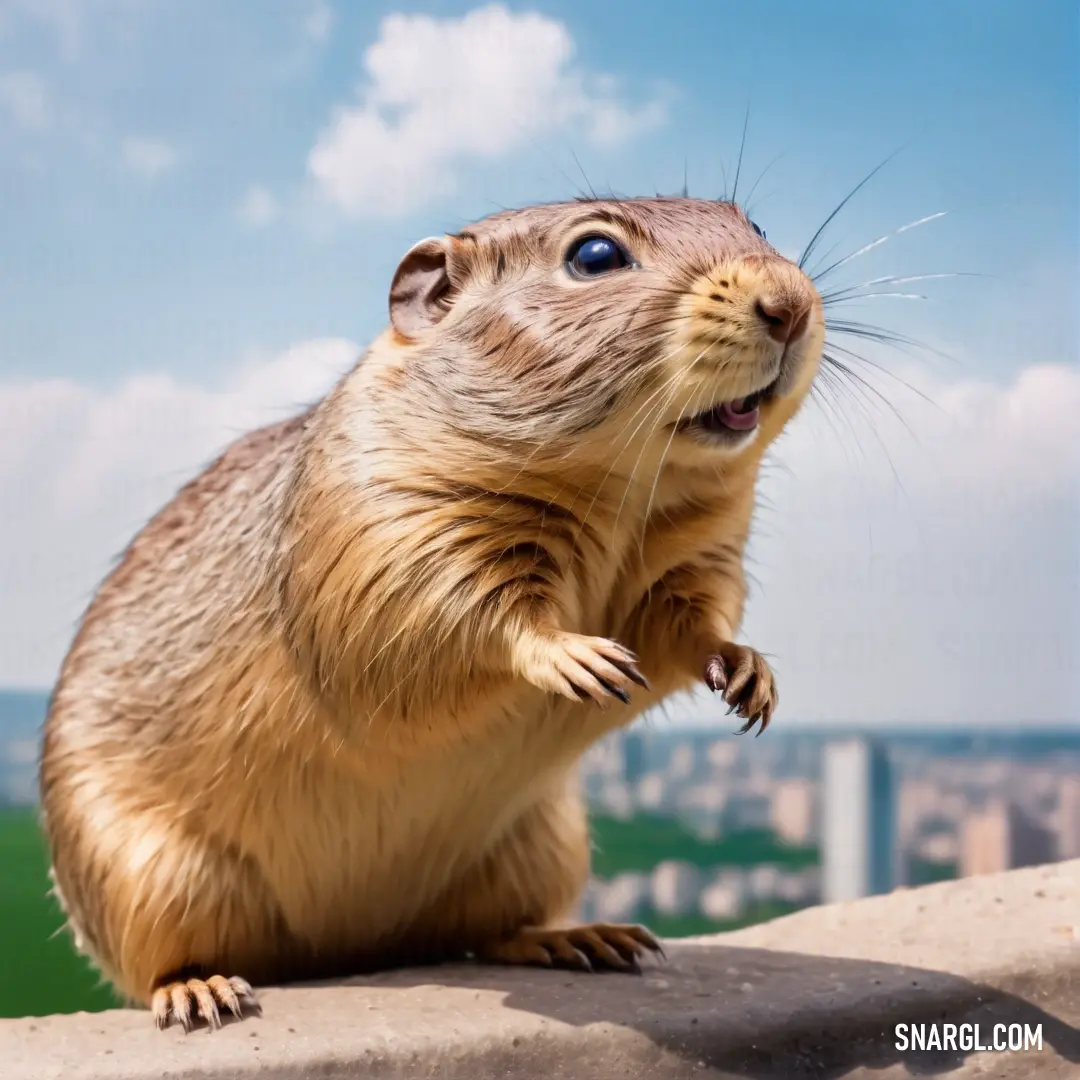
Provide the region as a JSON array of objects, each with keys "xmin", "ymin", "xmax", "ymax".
[{"xmin": 821, "ymin": 737, "xmax": 897, "ymax": 903}]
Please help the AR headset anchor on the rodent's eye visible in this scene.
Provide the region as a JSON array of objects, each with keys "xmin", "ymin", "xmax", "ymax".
[
  {"xmin": 566, "ymin": 235, "xmax": 631, "ymax": 278},
  {"xmin": 750, "ymin": 220, "xmax": 767, "ymax": 240}
]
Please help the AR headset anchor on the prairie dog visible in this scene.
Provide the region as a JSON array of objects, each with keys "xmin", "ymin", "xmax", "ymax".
[{"xmin": 39, "ymin": 196, "xmax": 825, "ymax": 1030}]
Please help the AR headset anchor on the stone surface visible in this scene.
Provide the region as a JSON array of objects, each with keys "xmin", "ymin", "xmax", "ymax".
[{"xmin": 4, "ymin": 860, "xmax": 1080, "ymax": 1079}]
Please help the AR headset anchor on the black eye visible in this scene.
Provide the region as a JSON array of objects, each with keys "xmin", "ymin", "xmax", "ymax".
[
  {"xmin": 750, "ymin": 220, "xmax": 767, "ymax": 240},
  {"xmin": 566, "ymin": 235, "xmax": 631, "ymax": 277}
]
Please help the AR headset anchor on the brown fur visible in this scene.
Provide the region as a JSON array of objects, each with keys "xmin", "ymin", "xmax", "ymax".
[{"xmin": 38, "ymin": 197, "xmax": 824, "ymax": 1026}]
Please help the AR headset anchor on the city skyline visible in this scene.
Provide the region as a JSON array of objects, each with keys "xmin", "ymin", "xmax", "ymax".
[
  {"xmin": 3, "ymin": 689, "xmax": 1077, "ymax": 928},
  {"xmin": 576, "ymin": 722, "xmax": 1080, "ymax": 926},
  {"xmin": 0, "ymin": 2, "xmax": 1076, "ymax": 726}
]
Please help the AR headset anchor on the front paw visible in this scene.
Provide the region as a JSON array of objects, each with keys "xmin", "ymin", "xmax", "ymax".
[
  {"xmin": 703, "ymin": 642, "xmax": 777, "ymax": 735},
  {"xmin": 521, "ymin": 632, "xmax": 650, "ymax": 706}
]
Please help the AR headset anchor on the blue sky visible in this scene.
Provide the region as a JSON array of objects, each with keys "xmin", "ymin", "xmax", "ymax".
[
  {"xmin": 1, "ymin": 1, "xmax": 1077, "ymax": 723},
  {"xmin": 2, "ymin": 0, "xmax": 1076, "ymax": 387}
]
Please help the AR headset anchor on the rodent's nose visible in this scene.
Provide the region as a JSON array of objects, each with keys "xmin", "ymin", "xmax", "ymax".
[{"xmin": 754, "ymin": 295, "xmax": 811, "ymax": 345}]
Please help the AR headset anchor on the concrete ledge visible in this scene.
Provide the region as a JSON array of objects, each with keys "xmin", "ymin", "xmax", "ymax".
[{"xmin": 5, "ymin": 861, "xmax": 1080, "ymax": 1079}]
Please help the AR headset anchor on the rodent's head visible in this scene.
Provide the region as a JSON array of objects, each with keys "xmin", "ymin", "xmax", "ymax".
[{"xmin": 385, "ymin": 197, "xmax": 824, "ymax": 468}]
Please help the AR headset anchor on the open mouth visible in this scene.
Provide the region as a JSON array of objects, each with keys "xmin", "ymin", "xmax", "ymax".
[{"xmin": 678, "ymin": 378, "xmax": 779, "ymax": 443}]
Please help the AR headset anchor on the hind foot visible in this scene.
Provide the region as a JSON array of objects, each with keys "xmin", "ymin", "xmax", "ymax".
[
  {"xmin": 476, "ymin": 923, "xmax": 663, "ymax": 973},
  {"xmin": 151, "ymin": 973, "xmax": 260, "ymax": 1032}
]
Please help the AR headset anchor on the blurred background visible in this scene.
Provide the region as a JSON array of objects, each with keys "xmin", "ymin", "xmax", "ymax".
[{"xmin": 1, "ymin": 0, "xmax": 1077, "ymax": 1018}]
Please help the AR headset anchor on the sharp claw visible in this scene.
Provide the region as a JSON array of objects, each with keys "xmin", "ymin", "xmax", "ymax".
[
  {"xmin": 703, "ymin": 656, "xmax": 726, "ymax": 692},
  {"xmin": 633, "ymin": 927, "xmax": 664, "ymax": 955},
  {"xmin": 596, "ymin": 676, "xmax": 631, "ymax": 704},
  {"xmin": 573, "ymin": 950, "xmax": 593, "ymax": 972},
  {"xmin": 610, "ymin": 657, "xmax": 650, "ymax": 690}
]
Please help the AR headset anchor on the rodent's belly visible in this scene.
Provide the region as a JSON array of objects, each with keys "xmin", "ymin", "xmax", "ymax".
[{"xmin": 244, "ymin": 703, "xmax": 590, "ymax": 954}]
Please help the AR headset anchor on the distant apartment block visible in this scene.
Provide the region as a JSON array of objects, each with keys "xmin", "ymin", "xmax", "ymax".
[
  {"xmin": 592, "ymin": 872, "xmax": 651, "ymax": 922},
  {"xmin": 1056, "ymin": 775, "xmax": 1080, "ymax": 860},
  {"xmin": 770, "ymin": 777, "xmax": 817, "ymax": 845},
  {"xmin": 722, "ymin": 792, "xmax": 772, "ymax": 833},
  {"xmin": 897, "ymin": 778, "xmax": 943, "ymax": 844},
  {"xmin": 698, "ymin": 871, "xmax": 746, "ymax": 920},
  {"xmin": 960, "ymin": 798, "xmax": 1056, "ymax": 876},
  {"xmin": 821, "ymin": 737, "xmax": 897, "ymax": 903},
  {"xmin": 650, "ymin": 860, "xmax": 703, "ymax": 916},
  {"xmin": 622, "ymin": 730, "xmax": 646, "ymax": 785}
]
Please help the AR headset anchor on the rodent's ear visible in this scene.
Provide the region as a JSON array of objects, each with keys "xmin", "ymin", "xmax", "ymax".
[{"xmin": 389, "ymin": 236, "xmax": 456, "ymax": 338}]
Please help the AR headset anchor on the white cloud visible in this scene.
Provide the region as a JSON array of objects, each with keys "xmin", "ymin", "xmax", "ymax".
[
  {"xmin": 0, "ymin": 339, "xmax": 357, "ymax": 687},
  {"xmin": 650, "ymin": 358, "xmax": 1079, "ymax": 729},
  {"xmin": 237, "ymin": 184, "xmax": 279, "ymax": 227},
  {"xmin": 736, "ymin": 359, "xmax": 1080, "ymax": 726},
  {"xmin": 0, "ymin": 347, "xmax": 1076, "ymax": 729},
  {"xmin": 303, "ymin": 0, "xmax": 332, "ymax": 43},
  {"xmin": 121, "ymin": 135, "xmax": 177, "ymax": 179},
  {"xmin": 307, "ymin": 4, "xmax": 668, "ymax": 217},
  {"xmin": 0, "ymin": 70, "xmax": 51, "ymax": 129}
]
